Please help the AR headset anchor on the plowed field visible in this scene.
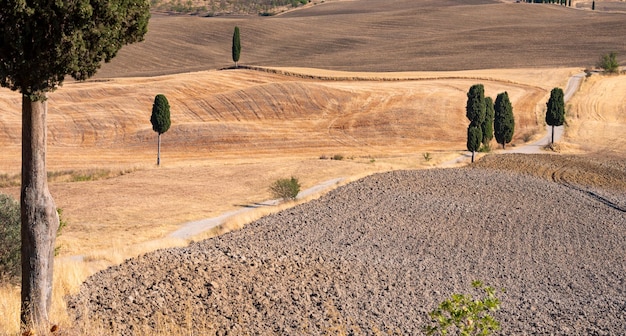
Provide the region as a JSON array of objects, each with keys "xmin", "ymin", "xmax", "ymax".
[{"xmin": 68, "ymin": 163, "xmax": 626, "ymax": 335}]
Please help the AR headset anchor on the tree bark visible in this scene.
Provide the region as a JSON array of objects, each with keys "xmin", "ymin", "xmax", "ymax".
[
  {"xmin": 157, "ymin": 133, "xmax": 161, "ymax": 166},
  {"xmin": 471, "ymin": 151, "xmax": 475, "ymax": 163},
  {"xmin": 20, "ymin": 94, "xmax": 59, "ymax": 332},
  {"xmin": 551, "ymin": 125, "xmax": 555, "ymax": 144}
]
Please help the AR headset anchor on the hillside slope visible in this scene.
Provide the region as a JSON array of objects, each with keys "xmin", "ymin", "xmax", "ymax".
[
  {"xmin": 68, "ymin": 165, "xmax": 626, "ymax": 335},
  {"xmin": 95, "ymin": 0, "xmax": 626, "ymax": 78},
  {"xmin": 0, "ymin": 68, "xmax": 573, "ymax": 173}
]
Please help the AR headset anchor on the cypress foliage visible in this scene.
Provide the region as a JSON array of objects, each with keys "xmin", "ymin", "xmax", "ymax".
[
  {"xmin": 0, "ymin": 0, "xmax": 149, "ymax": 329},
  {"xmin": 232, "ymin": 26, "xmax": 241, "ymax": 68},
  {"xmin": 466, "ymin": 84, "xmax": 486, "ymax": 126},
  {"xmin": 467, "ymin": 125, "xmax": 482, "ymax": 163},
  {"xmin": 466, "ymin": 84, "xmax": 486, "ymax": 161},
  {"xmin": 481, "ymin": 96, "xmax": 495, "ymax": 146},
  {"xmin": 545, "ymin": 87, "xmax": 565, "ymax": 144},
  {"xmin": 151, "ymin": 94, "xmax": 172, "ymax": 166},
  {"xmin": 494, "ymin": 92, "xmax": 515, "ymax": 149}
]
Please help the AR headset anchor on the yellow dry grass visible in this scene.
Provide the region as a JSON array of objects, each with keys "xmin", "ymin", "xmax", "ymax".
[
  {"xmin": 0, "ymin": 67, "xmax": 576, "ymax": 256},
  {"xmin": 1, "ymin": 65, "xmax": 621, "ymax": 335},
  {"xmin": 564, "ymin": 73, "xmax": 626, "ymax": 155},
  {"xmin": 0, "ymin": 1, "xmax": 624, "ymax": 332}
]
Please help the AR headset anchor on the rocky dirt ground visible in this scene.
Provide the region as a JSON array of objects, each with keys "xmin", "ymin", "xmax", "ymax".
[{"xmin": 67, "ymin": 154, "xmax": 626, "ymax": 335}]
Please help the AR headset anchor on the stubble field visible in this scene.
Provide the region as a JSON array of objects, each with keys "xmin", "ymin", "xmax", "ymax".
[{"xmin": 0, "ymin": 0, "xmax": 625, "ymax": 334}]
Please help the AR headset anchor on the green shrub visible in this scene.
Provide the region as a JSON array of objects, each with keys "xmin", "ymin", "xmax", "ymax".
[
  {"xmin": 597, "ymin": 52, "xmax": 619, "ymax": 74},
  {"xmin": 478, "ymin": 143, "xmax": 491, "ymax": 153},
  {"xmin": 270, "ymin": 177, "xmax": 301, "ymax": 201},
  {"xmin": 332, "ymin": 154, "xmax": 344, "ymax": 161},
  {"xmin": 0, "ymin": 193, "xmax": 21, "ymax": 282},
  {"xmin": 424, "ymin": 281, "xmax": 502, "ymax": 336},
  {"xmin": 423, "ymin": 153, "xmax": 432, "ymax": 162},
  {"xmin": 0, "ymin": 194, "xmax": 68, "ymax": 282}
]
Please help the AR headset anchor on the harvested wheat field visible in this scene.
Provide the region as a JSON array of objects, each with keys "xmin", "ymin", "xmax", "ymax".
[
  {"xmin": 0, "ymin": 67, "xmax": 577, "ymax": 256},
  {"xmin": 1, "ymin": 0, "xmax": 626, "ymax": 334},
  {"xmin": 68, "ymin": 157, "xmax": 626, "ymax": 335}
]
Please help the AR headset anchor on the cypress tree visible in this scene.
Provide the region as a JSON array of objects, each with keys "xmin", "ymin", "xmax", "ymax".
[
  {"xmin": 466, "ymin": 84, "xmax": 486, "ymax": 125},
  {"xmin": 232, "ymin": 26, "xmax": 241, "ymax": 68},
  {"xmin": 151, "ymin": 94, "xmax": 172, "ymax": 166},
  {"xmin": 494, "ymin": 92, "xmax": 515, "ymax": 149},
  {"xmin": 481, "ymin": 96, "xmax": 495, "ymax": 147},
  {"xmin": 466, "ymin": 84, "xmax": 486, "ymax": 159},
  {"xmin": 467, "ymin": 125, "xmax": 482, "ymax": 163},
  {"xmin": 0, "ymin": 0, "xmax": 149, "ymax": 330},
  {"xmin": 545, "ymin": 87, "xmax": 565, "ymax": 144}
]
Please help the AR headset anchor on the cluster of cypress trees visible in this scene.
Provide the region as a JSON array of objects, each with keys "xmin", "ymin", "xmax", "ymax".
[{"xmin": 466, "ymin": 85, "xmax": 515, "ymax": 161}]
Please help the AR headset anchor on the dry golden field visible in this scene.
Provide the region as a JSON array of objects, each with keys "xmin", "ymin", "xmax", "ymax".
[
  {"xmin": 0, "ymin": 67, "xmax": 578, "ymax": 255},
  {"xmin": 0, "ymin": 0, "xmax": 624, "ymax": 267},
  {"xmin": 0, "ymin": 0, "xmax": 625, "ymax": 333}
]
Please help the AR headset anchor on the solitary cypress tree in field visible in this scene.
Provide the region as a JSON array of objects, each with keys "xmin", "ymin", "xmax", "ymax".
[
  {"xmin": 466, "ymin": 84, "xmax": 486, "ymax": 125},
  {"xmin": 151, "ymin": 94, "xmax": 172, "ymax": 166},
  {"xmin": 481, "ymin": 96, "xmax": 495, "ymax": 147},
  {"xmin": 545, "ymin": 87, "xmax": 565, "ymax": 144},
  {"xmin": 467, "ymin": 125, "xmax": 482, "ymax": 163},
  {"xmin": 494, "ymin": 92, "xmax": 515, "ymax": 149},
  {"xmin": 0, "ymin": 0, "xmax": 149, "ymax": 331},
  {"xmin": 232, "ymin": 26, "xmax": 241, "ymax": 68}
]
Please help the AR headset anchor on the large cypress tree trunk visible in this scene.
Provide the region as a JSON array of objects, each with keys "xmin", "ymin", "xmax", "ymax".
[
  {"xmin": 20, "ymin": 94, "xmax": 59, "ymax": 331},
  {"xmin": 551, "ymin": 125, "xmax": 555, "ymax": 144}
]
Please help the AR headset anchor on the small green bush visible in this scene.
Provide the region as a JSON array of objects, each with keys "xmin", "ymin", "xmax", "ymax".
[
  {"xmin": 0, "ymin": 194, "xmax": 68, "ymax": 282},
  {"xmin": 332, "ymin": 154, "xmax": 344, "ymax": 161},
  {"xmin": 0, "ymin": 193, "xmax": 21, "ymax": 282},
  {"xmin": 478, "ymin": 143, "xmax": 491, "ymax": 153},
  {"xmin": 424, "ymin": 281, "xmax": 502, "ymax": 336},
  {"xmin": 423, "ymin": 153, "xmax": 432, "ymax": 162},
  {"xmin": 597, "ymin": 52, "xmax": 619, "ymax": 74},
  {"xmin": 270, "ymin": 177, "xmax": 301, "ymax": 201}
]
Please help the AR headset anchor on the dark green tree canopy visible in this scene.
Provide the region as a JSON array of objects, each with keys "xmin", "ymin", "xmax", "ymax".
[
  {"xmin": 466, "ymin": 84, "xmax": 486, "ymax": 126},
  {"xmin": 0, "ymin": 0, "xmax": 150, "ymax": 100},
  {"xmin": 546, "ymin": 87, "xmax": 565, "ymax": 127},
  {"xmin": 482, "ymin": 96, "xmax": 495, "ymax": 145},
  {"xmin": 494, "ymin": 91, "xmax": 515, "ymax": 147},
  {"xmin": 467, "ymin": 125, "xmax": 482, "ymax": 153},
  {"xmin": 232, "ymin": 26, "xmax": 241, "ymax": 65},
  {"xmin": 151, "ymin": 94, "xmax": 171, "ymax": 134}
]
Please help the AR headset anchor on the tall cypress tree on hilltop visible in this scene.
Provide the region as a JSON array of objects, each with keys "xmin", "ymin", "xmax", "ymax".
[
  {"xmin": 232, "ymin": 26, "xmax": 241, "ymax": 68},
  {"xmin": 0, "ymin": 0, "xmax": 150, "ymax": 331},
  {"xmin": 151, "ymin": 94, "xmax": 172, "ymax": 166},
  {"xmin": 494, "ymin": 92, "xmax": 515, "ymax": 149},
  {"xmin": 545, "ymin": 87, "xmax": 565, "ymax": 144}
]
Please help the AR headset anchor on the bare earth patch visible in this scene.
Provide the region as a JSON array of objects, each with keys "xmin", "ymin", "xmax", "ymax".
[{"xmin": 68, "ymin": 163, "xmax": 626, "ymax": 335}]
